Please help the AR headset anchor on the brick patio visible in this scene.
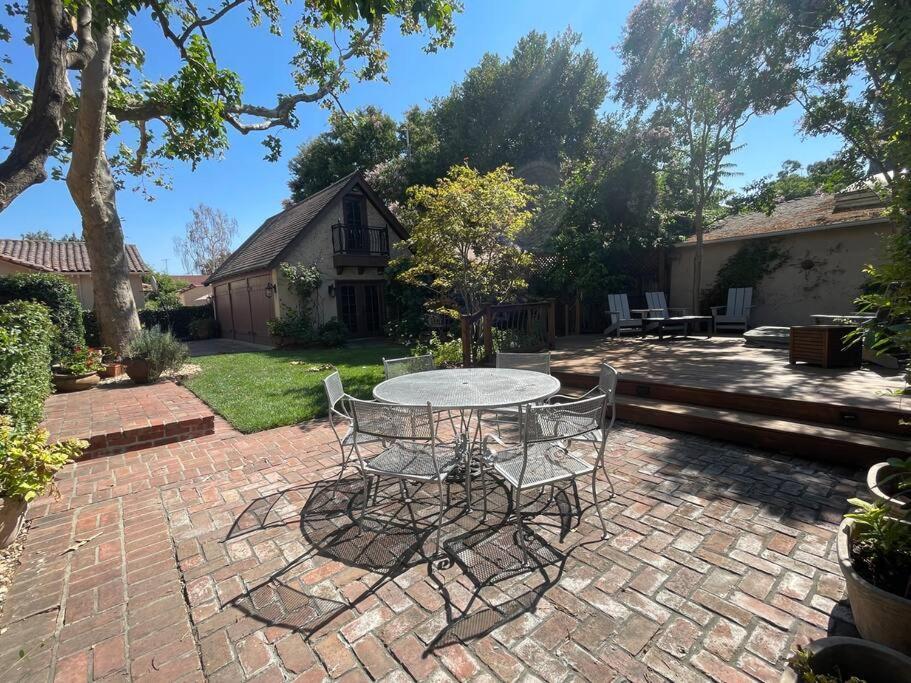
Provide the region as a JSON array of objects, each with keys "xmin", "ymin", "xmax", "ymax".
[
  {"xmin": 0, "ymin": 413, "xmax": 862, "ymax": 682},
  {"xmin": 41, "ymin": 382, "xmax": 217, "ymax": 458}
]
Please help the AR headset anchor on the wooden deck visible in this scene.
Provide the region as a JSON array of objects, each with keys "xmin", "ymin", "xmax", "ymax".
[{"xmin": 551, "ymin": 334, "xmax": 906, "ymax": 413}]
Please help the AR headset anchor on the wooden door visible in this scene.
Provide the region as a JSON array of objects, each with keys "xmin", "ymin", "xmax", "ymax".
[
  {"xmin": 247, "ymin": 275, "xmax": 273, "ymax": 344},
  {"xmin": 214, "ymin": 283, "xmax": 233, "ymax": 337},
  {"xmin": 336, "ymin": 281, "xmax": 385, "ymax": 337}
]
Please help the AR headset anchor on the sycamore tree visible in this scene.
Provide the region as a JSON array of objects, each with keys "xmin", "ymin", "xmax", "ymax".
[
  {"xmin": 396, "ymin": 164, "xmax": 534, "ymax": 318},
  {"xmin": 0, "ymin": 0, "xmax": 459, "ymax": 352},
  {"xmin": 616, "ymin": 0, "xmax": 822, "ymax": 312}
]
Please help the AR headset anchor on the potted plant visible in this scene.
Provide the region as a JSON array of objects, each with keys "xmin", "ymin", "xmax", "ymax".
[
  {"xmin": 51, "ymin": 346, "xmax": 104, "ymax": 392},
  {"xmin": 0, "ymin": 418, "xmax": 86, "ymax": 547},
  {"xmin": 782, "ymin": 637, "xmax": 911, "ymax": 682},
  {"xmin": 124, "ymin": 327, "xmax": 189, "ymax": 384},
  {"xmin": 838, "ymin": 498, "xmax": 911, "ymax": 654},
  {"xmin": 867, "ymin": 458, "xmax": 911, "ymax": 512},
  {"xmin": 96, "ymin": 346, "xmax": 125, "ymax": 378}
]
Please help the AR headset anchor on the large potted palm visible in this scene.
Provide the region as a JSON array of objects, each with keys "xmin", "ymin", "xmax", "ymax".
[
  {"xmin": 0, "ymin": 418, "xmax": 87, "ymax": 547},
  {"xmin": 838, "ymin": 498, "xmax": 911, "ymax": 655}
]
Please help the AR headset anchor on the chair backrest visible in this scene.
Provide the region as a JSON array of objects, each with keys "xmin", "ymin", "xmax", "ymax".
[
  {"xmin": 522, "ymin": 394, "xmax": 607, "ymax": 444},
  {"xmin": 645, "ymin": 291, "xmax": 669, "ymax": 318},
  {"xmin": 323, "ymin": 371, "xmax": 345, "ymax": 411},
  {"xmin": 383, "ymin": 354, "xmax": 434, "ymax": 380},
  {"xmin": 607, "ymin": 293, "xmax": 631, "ymax": 321},
  {"xmin": 726, "ymin": 288, "xmax": 753, "ymax": 317},
  {"xmin": 496, "ymin": 352, "xmax": 551, "ymax": 374},
  {"xmin": 598, "ymin": 363, "xmax": 618, "ymax": 403},
  {"xmin": 349, "ymin": 398, "xmax": 434, "ymax": 441}
]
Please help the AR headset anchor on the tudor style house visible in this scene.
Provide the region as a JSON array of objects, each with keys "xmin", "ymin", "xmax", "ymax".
[{"xmin": 205, "ymin": 171, "xmax": 408, "ymax": 344}]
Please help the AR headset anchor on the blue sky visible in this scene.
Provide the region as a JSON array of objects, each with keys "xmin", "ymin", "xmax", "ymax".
[{"xmin": 0, "ymin": 0, "xmax": 842, "ymax": 273}]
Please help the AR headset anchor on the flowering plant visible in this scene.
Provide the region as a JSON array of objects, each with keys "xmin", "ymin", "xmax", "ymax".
[{"xmin": 57, "ymin": 347, "xmax": 104, "ymax": 375}]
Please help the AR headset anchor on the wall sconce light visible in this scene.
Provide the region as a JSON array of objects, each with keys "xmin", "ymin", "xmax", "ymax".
[
  {"xmin": 328, "ymin": 284, "xmax": 335, "ymax": 297},
  {"xmin": 264, "ymin": 282, "xmax": 277, "ymax": 299}
]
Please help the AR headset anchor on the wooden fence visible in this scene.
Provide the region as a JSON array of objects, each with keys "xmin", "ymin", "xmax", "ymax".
[{"xmin": 460, "ymin": 300, "xmax": 556, "ymax": 366}]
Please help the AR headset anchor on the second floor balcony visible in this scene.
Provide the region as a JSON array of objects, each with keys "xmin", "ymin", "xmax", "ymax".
[{"xmin": 331, "ymin": 224, "xmax": 390, "ymax": 270}]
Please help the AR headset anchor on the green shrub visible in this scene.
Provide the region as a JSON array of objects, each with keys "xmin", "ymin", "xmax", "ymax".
[
  {"xmin": 0, "ymin": 273, "xmax": 85, "ymax": 359},
  {"xmin": 414, "ymin": 332, "xmax": 462, "ymax": 367},
  {"xmin": 0, "ymin": 301, "xmax": 54, "ymax": 429},
  {"xmin": 317, "ymin": 319, "xmax": 348, "ymax": 347},
  {"xmin": 125, "ymin": 327, "xmax": 189, "ymax": 382},
  {"xmin": 188, "ymin": 317, "xmax": 218, "ymax": 340},
  {"xmin": 0, "ymin": 417, "xmax": 86, "ymax": 502},
  {"xmin": 267, "ymin": 311, "xmax": 347, "ymax": 348},
  {"xmin": 84, "ymin": 305, "xmax": 214, "ymax": 346}
]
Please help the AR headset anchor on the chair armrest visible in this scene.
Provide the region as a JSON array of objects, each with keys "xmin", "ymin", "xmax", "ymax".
[
  {"xmin": 668, "ymin": 307, "xmax": 688, "ymax": 314},
  {"xmin": 547, "ymin": 387, "xmax": 599, "ymax": 404},
  {"xmin": 710, "ymin": 306, "xmax": 726, "ymax": 314}
]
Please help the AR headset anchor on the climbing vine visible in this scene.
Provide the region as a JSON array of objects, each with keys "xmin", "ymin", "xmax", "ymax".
[{"xmin": 700, "ymin": 238, "xmax": 788, "ymax": 311}]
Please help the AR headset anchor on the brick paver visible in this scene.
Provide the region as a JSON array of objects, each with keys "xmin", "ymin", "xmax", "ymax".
[
  {"xmin": 41, "ymin": 382, "xmax": 217, "ymax": 458},
  {"xmin": 0, "ymin": 413, "xmax": 863, "ymax": 682}
]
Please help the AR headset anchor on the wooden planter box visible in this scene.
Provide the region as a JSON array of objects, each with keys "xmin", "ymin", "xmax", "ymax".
[{"xmin": 789, "ymin": 325, "xmax": 861, "ymax": 368}]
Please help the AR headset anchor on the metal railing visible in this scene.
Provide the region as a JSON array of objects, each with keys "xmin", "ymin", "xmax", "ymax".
[{"xmin": 331, "ymin": 224, "xmax": 390, "ymax": 256}]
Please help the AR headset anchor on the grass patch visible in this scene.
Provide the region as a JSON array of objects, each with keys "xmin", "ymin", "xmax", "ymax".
[{"xmin": 183, "ymin": 343, "xmax": 405, "ymax": 433}]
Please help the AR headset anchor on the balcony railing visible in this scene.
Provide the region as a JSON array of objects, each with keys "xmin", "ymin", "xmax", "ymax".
[{"xmin": 331, "ymin": 224, "xmax": 389, "ymax": 257}]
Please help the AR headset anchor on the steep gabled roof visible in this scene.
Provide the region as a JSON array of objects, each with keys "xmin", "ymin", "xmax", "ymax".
[
  {"xmin": 0, "ymin": 239, "xmax": 149, "ymax": 273},
  {"xmin": 206, "ymin": 171, "xmax": 406, "ymax": 284},
  {"xmin": 677, "ymin": 191, "xmax": 890, "ymax": 246}
]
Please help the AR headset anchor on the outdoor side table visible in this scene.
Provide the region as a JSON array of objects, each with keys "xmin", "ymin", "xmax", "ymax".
[
  {"xmin": 643, "ymin": 315, "xmax": 713, "ymax": 340},
  {"xmin": 789, "ymin": 325, "xmax": 861, "ymax": 368}
]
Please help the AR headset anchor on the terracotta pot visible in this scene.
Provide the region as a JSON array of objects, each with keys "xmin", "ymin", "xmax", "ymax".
[
  {"xmin": 0, "ymin": 497, "xmax": 27, "ymax": 548},
  {"xmin": 52, "ymin": 371, "xmax": 100, "ymax": 392},
  {"xmin": 125, "ymin": 358, "xmax": 152, "ymax": 384},
  {"xmin": 838, "ymin": 518, "xmax": 911, "ymax": 655},
  {"xmin": 867, "ymin": 462, "xmax": 910, "ymax": 512},
  {"xmin": 780, "ymin": 636, "xmax": 911, "ymax": 682},
  {"xmin": 98, "ymin": 362, "xmax": 125, "ymax": 379}
]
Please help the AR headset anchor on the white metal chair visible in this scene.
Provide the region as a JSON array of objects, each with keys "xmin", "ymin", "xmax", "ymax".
[
  {"xmin": 485, "ymin": 395, "xmax": 611, "ymax": 562},
  {"xmin": 605, "ymin": 294, "xmax": 642, "ymax": 337},
  {"xmin": 480, "ymin": 352, "xmax": 552, "ymax": 439},
  {"xmin": 348, "ymin": 399, "xmax": 460, "ymax": 557},
  {"xmin": 383, "ymin": 354, "xmax": 434, "ymax": 379},
  {"xmin": 711, "ymin": 287, "xmax": 753, "ymax": 333},
  {"xmin": 322, "ymin": 371, "xmax": 382, "ymax": 475},
  {"xmin": 547, "ymin": 362, "xmax": 618, "ymax": 447}
]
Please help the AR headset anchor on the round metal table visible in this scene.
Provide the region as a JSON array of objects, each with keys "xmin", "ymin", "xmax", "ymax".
[{"xmin": 372, "ymin": 368, "xmax": 561, "ymax": 410}]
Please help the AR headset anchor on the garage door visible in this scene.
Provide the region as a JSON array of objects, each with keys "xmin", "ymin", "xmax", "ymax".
[{"xmin": 214, "ymin": 274, "xmax": 274, "ymax": 345}]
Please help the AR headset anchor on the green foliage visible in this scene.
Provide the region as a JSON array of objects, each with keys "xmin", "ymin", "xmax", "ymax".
[
  {"xmin": 138, "ymin": 306, "xmax": 214, "ymax": 341},
  {"xmin": 845, "ymin": 498, "xmax": 911, "ymax": 598},
  {"xmin": 187, "ymin": 317, "xmax": 218, "ymax": 340},
  {"xmin": 0, "ymin": 417, "xmax": 86, "ymax": 502},
  {"xmin": 700, "ymin": 239, "xmax": 788, "ymax": 311},
  {"xmin": 728, "ymin": 158, "xmax": 865, "ymax": 215},
  {"xmin": 383, "ymin": 257, "xmax": 435, "ymax": 342},
  {"xmin": 0, "ymin": 302, "xmax": 54, "ymax": 430},
  {"xmin": 143, "ymin": 270, "xmax": 183, "ymax": 311},
  {"xmin": 787, "ymin": 646, "xmax": 865, "ymax": 683},
  {"xmin": 0, "ymin": 273, "xmax": 85, "ymax": 360},
  {"xmin": 183, "ymin": 344, "xmax": 404, "ymax": 432},
  {"xmin": 288, "ymin": 106, "xmax": 403, "ymax": 201},
  {"xmin": 279, "ymin": 263, "xmax": 322, "ymax": 312},
  {"xmin": 267, "ymin": 310, "xmax": 348, "ymax": 348},
  {"xmin": 56, "ymin": 347, "xmax": 104, "ymax": 375},
  {"xmin": 20, "ymin": 230, "xmax": 81, "ymax": 241},
  {"xmin": 397, "ymin": 164, "xmax": 535, "ymax": 316},
  {"xmin": 414, "ymin": 333, "xmax": 462, "ymax": 368},
  {"xmin": 125, "ymin": 327, "xmax": 189, "ymax": 382}
]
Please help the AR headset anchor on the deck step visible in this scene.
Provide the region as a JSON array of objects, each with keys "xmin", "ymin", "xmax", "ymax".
[{"xmin": 615, "ymin": 395, "xmax": 910, "ymax": 467}]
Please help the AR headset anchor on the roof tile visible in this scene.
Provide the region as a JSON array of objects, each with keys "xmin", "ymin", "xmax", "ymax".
[{"xmin": 0, "ymin": 239, "xmax": 148, "ymax": 273}]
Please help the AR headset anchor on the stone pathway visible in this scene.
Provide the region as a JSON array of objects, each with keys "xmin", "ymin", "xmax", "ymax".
[{"xmin": 0, "ymin": 415, "xmax": 862, "ymax": 682}]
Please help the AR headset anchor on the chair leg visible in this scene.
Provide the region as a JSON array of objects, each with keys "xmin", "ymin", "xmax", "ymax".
[
  {"xmin": 591, "ymin": 472, "xmax": 608, "ymax": 539},
  {"xmin": 434, "ymin": 479, "xmax": 445, "ymax": 558},
  {"xmin": 358, "ymin": 471, "xmax": 371, "ymax": 530},
  {"xmin": 512, "ymin": 487, "xmax": 528, "ymax": 565}
]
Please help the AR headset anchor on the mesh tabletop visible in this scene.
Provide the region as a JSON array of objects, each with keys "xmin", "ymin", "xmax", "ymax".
[{"xmin": 372, "ymin": 368, "xmax": 561, "ymax": 410}]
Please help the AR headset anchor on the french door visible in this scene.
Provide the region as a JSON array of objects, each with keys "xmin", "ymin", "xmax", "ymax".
[{"xmin": 335, "ymin": 281, "xmax": 386, "ymax": 337}]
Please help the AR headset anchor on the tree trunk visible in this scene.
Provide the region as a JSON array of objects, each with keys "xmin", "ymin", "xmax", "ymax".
[
  {"xmin": 691, "ymin": 205, "xmax": 704, "ymax": 315},
  {"xmin": 66, "ymin": 27, "xmax": 140, "ymax": 354},
  {"xmin": 0, "ymin": 0, "xmax": 72, "ymax": 211}
]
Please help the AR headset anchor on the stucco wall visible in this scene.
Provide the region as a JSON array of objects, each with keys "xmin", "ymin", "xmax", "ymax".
[
  {"xmin": 0, "ymin": 260, "xmax": 145, "ymax": 311},
  {"xmin": 275, "ymin": 188, "xmax": 407, "ymax": 323},
  {"xmin": 668, "ymin": 221, "xmax": 897, "ymax": 327},
  {"xmin": 179, "ymin": 284, "xmax": 213, "ymax": 306}
]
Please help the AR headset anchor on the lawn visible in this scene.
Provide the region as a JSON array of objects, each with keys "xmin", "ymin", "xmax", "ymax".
[{"xmin": 183, "ymin": 343, "xmax": 405, "ymax": 433}]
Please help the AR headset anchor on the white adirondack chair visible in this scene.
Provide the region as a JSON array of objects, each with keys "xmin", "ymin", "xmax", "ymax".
[
  {"xmin": 644, "ymin": 291, "xmax": 688, "ymax": 319},
  {"xmin": 605, "ymin": 294, "xmax": 641, "ymax": 337},
  {"xmin": 711, "ymin": 287, "xmax": 753, "ymax": 332}
]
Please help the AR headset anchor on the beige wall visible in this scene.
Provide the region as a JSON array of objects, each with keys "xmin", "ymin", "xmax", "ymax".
[
  {"xmin": 0, "ymin": 260, "xmax": 145, "ymax": 311},
  {"xmin": 668, "ymin": 221, "xmax": 897, "ymax": 327},
  {"xmin": 179, "ymin": 284, "xmax": 213, "ymax": 306},
  {"xmin": 275, "ymin": 188, "xmax": 407, "ymax": 322}
]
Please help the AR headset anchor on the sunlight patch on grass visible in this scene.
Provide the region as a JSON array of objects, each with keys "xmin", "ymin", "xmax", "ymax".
[{"xmin": 183, "ymin": 344, "xmax": 404, "ymax": 433}]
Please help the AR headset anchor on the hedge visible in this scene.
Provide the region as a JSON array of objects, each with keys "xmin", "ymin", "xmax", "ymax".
[
  {"xmin": 0, "ymin": 301, "xmax": 54, "ymax": 429},
  {"xmin": 84, "ymin": 305, "xmax": 215, "ymax": 345},
  {"xmin": 0, "ymin": 273, "xmax": 85, "ymax": 360}
]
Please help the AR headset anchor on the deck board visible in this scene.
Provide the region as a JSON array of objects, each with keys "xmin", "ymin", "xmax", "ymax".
[{"xmin": 550, "ymin": 334, "xmax": 908, "ymax": 413}]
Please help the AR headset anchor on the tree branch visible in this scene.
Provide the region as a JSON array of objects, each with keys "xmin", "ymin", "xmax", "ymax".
[{"xmin": 66, "ymin": 4, "xmax": 97, "ymax": 70}]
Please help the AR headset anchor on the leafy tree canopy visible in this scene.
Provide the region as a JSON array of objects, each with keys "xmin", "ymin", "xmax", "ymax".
[
  {"xmin": 143, "ymin": 270, "xmax": 183, "ymax": 311},
  {"xmin": 395, "ymin": 164, "xmax": 534, "ymax": 317},
  {"xmin": 20, "ymin": 230, "xmax": 82, "ymax": 241}
]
